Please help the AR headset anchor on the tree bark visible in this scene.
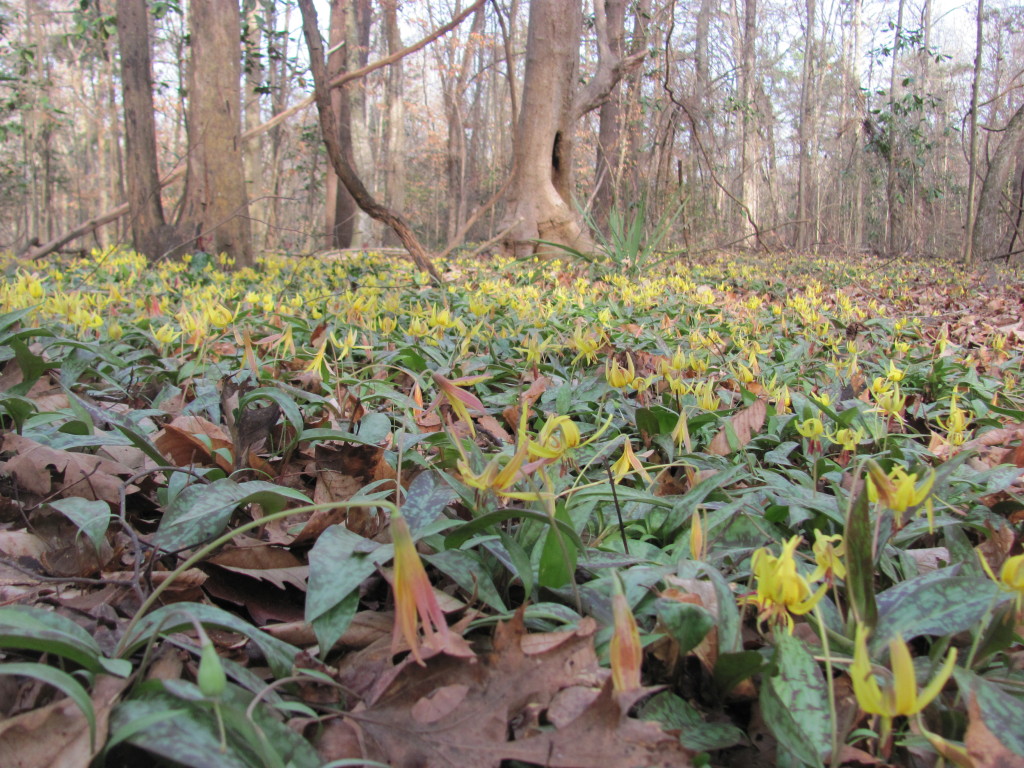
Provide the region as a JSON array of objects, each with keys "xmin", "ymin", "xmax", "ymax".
[
  {"xmin": 297, "ymin": 0, "xmax": 440, "ymax": 281},
  {"xmin": 116, "ymin": 0, "xmax": 169, "ymax": 261},
  {"xmin": 593, "ymin": 0, "xmax": 626, "ymax": 228},
  {"xmin": 381, "ymin": 0, "xmax": 406, "ymax": 247},
  {"xmin": 501, "ymin": 0, "xmax": 589, "ymax": 258},
  {"xmin": 972, "ymin": 100, "xmax": 1024, "ymax": 262},
  {"xmin": 324, "ymin": 0, "xmax": 358, "ymax": 249},
  {"xmin": 884, "ymin": 0, "xmax": 906, "ymax": 255},
  {"xmin": 26, "ymin": 0, "xmax": 482, "ymax": 263},
  {"xmin": 963, "ymin": 0, "xmax": 984, "ymax": 263},
  {"xmin": 178, "ymin": 0, "xmax": 253, "ymax": 266},
  {"xmin": 795, "ymin": 0, "xmax": 816, "ymax": 251},
  {"xmin": 242, "ymin": 0, "xmax": 266, "ymax": 251},
  {"xmin": 738, "ymin": 0, "xmax": 759, "ymax": 245}
]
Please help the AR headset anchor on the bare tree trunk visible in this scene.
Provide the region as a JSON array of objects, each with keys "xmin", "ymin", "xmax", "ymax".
[
  {"xmin": 501, "ymin": 0, "xmax": 589, "ymax": 258},
  {"xmin": 850, "ymin": 0, "xmax": 864, "ymax": 250},
  {"xmin": 738, "ymin": 0, "xmax": 759, "ymax": 245},
  {"xmin": 885, "ymin": 0, "xmax": 906, "ymax": 255},
  {"xmin": 116, "ymin": 0, "xmax": 169, "ymax": 261},
  {"xmin": 963, "ymin": 0, "xmax": 984, "ymax": 263},
  {"xmin": 972, "ymin": 100, "xmax": 1024, "ymax": 262},
  {"xmin": 795, "ymin": 0, "xmax": 816, "ymax": 251},
  {"xmin": 324, "ymin": 0, "xmax": 358, "ymax": 248},
  {"xmin": 242, "ymin": 0, "xmax": 266, "ymax": 251},
  {"xmin": 297, "ymin": 0, "xmax": 440, "ymax": 280},
  {"xmin": 382, "ymin": 0, "xmax": 406, "ymax": 247},
  {"xmin": 442, "ymin": 6, "xmax": 484, "ymax": 243},
  {"xmin": 593, "ymin": 0, "xmax": 626, "ymax": 228},
  {"xmin": 502, "ymin": 0, "xmax": 643, "ymax": 258},
  {"xmin": 178, "ymin": 0, "xmax": 253, "ymax": 265}
]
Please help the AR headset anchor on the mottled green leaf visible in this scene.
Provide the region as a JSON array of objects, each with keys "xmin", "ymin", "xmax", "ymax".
[
  {"xmin": 873, "ymin": 567, "xmax": 1005, "ymax": 651},
  {"xmin": 844, "ymin": 480, "xmax": 877, "ymax": 630},
  {"xmin": 0, "ymin": 605, "xmax": 106, "ymax": 672},
  {"xmin": 655, "ymin": 598, "xmax": 713, "ymax": 655},
  {"xmin": 48, "ymin": 497, "xmax": 111, "ymax": 553},
  {"xmin": 424, "ymin": 549, "xmax": 507, "ymax": 612},
  {"xmin": 153, "ymin": 479, "xmax": 310, "ymax": 552},
  {"xmin": 306, "ymin": 526, "xmax": 389, "ymax": 651},
  {"xmin": 640, "ymin": 691, "xmax": 744, "ymax": 751},
  {"xmin": 122, "ymin": 603, "xmax": 299, "ymax": 678},
  {"xmin": 402, "ymin": 470, "xmax": 456, "ymax": 536},
  {"xmin": 960, "ymin": 669, "xmax": 1024, "ymax": 757},
  {"xmin": 761, "ymin": 633, "xmax": 831, "ymax": 767}
]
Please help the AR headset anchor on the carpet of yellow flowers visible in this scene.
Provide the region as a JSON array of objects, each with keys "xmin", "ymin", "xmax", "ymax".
[{"xmin": 0, "ymin": 248, "xmax": 1023, "ymax": 767}]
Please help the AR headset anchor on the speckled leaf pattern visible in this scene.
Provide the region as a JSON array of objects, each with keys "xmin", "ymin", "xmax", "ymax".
[
  {"xmin": 873, "ymin": 567, "xmax": 1005, "ymax": 651},
  {"xmin": 844, "ymin": 483, "xmax": 877, "ymax": 630},
  {"xmin": 402, "ymin": 470, "xmax": 457, "ymax": 536},
  {"xmin": 761, "ymin": 633, "xmax": 831, "ymax": 767}
]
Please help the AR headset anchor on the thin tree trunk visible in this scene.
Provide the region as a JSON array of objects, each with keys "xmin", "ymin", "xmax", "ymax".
[
  {"xmin": 885, "ymin": 0, "xmax": 906, "ymax": 254},
  {"xmin": 324, "ymin": 0, "xmax": 358, "ymax": 248},
  {"xmin": 117, "ymin": 0, "xmax": 169, "ymax": 261},
  {"xmin": 593, "ymin": 0, "xmax": 626, "ymax": 228},
  {"xmin": 243, "ymin": 0, "xmax": 266, "ymax": 251},
  {"xmin": 382, "ymin": 0, "xmax": 406, "ymax": 247},
  {"xmin": 963, "ymin": 0, "xmax": 984, "ymax": 263},
  {"xmin": 739, "ymin": 0, "xmax": 759, "ymax": 245},
  {"xmin": 795, "ymin": 0, "xmax": 816, "ymax": 251},
  {"xmin": 297, "ymin": 0, "xmax": 440, "ymax": 280}
]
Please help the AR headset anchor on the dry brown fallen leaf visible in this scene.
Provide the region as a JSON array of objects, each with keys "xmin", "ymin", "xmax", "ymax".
[
  {"xmin": 322, "ymin": 610, "xmax": 692, "ymax": 768},
  {"xmin": 0, "ymin": 433, "xmax": 137, "ymax": 504},
  {"xmin": 708, "ymin": 397, "xmax": 767, "ymax": 456},
  {"xmin": 966, "ymin": 692, "xmax": 1024, "ymax": 768},
  {"xmin": 153, "ymin": 414, "xmax": 234, "ymax": 473},
  {"xmin": 0, "ymin": 674, "xmax": 128, "ymax": 768}
]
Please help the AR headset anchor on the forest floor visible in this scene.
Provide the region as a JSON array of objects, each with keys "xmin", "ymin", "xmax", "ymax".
[{"xmin": 1, "ymin": 248, "xmax": 1023, "ymax": 767}]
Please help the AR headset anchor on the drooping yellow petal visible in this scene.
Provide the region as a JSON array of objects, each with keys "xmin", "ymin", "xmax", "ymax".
[
  {"xmin": 913, "ymin": 645, "xmax": 957, "ymax": 714},
  {"xmin": 887, "ymin": 635, "xmax": 919, "ymax": 716}
]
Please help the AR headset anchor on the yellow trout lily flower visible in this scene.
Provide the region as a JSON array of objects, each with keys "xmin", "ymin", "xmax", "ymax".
[
  {"xmin": 389, "ymin": 513, "xmax": 451, "ymax": 666},
  {"xmin": 745, "ymin": 535, "xmax": 827, "ymax": 632},
  {"xmin": 795, "ymin": 417, "xmax": 825, "ymax": 439},
  {"xmin": 808, "ymin": 530, "xmax": 846, "ymax": 584},
  {"xmin": 610, "ymin": 439, "xmax": 651, "ymax": 484},
  {"xmin": 606, "ymin": 354, "xmax": 638, "ymax": 389},
  {"xmin": 828, "ymin": 426, "xmax": 865, "ymax": 453},
  {"xmin": 978, "ymin": 551, "xmax": 1024, "ymax": 617},
  {"xmin": 866, "ymin": 461, "xmax": 936, "ymax": 531},
  {"xmin": 609, "ymin": 574, "xmax": 643, "ymax": 693},
  {"xmin": 528, "ymin": 413, "xmax": 612, "ymax": 462},
  {"xmin": 849, "ymin": 624, "xmax": 956, "ymax": 734},
  {"xmin": 457, "ymin": 440, "xmax": 540, "ymax": 501}
]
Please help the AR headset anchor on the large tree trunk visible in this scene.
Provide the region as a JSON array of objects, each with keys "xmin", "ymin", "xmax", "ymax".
[
  {"xmin": 972, "ymin": 100, "xmax": 1024, "ymax": 262},
  {"xmin": 178, "ymin": 0, "xmax": 253, "ymax": 266},
  {"xmin": 116, "ymin": 0, "xmax": 169, "ymax": 260},
  {"xmin": 501, "ymin": 0, "xmax": 591, "ymax": 258}
]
